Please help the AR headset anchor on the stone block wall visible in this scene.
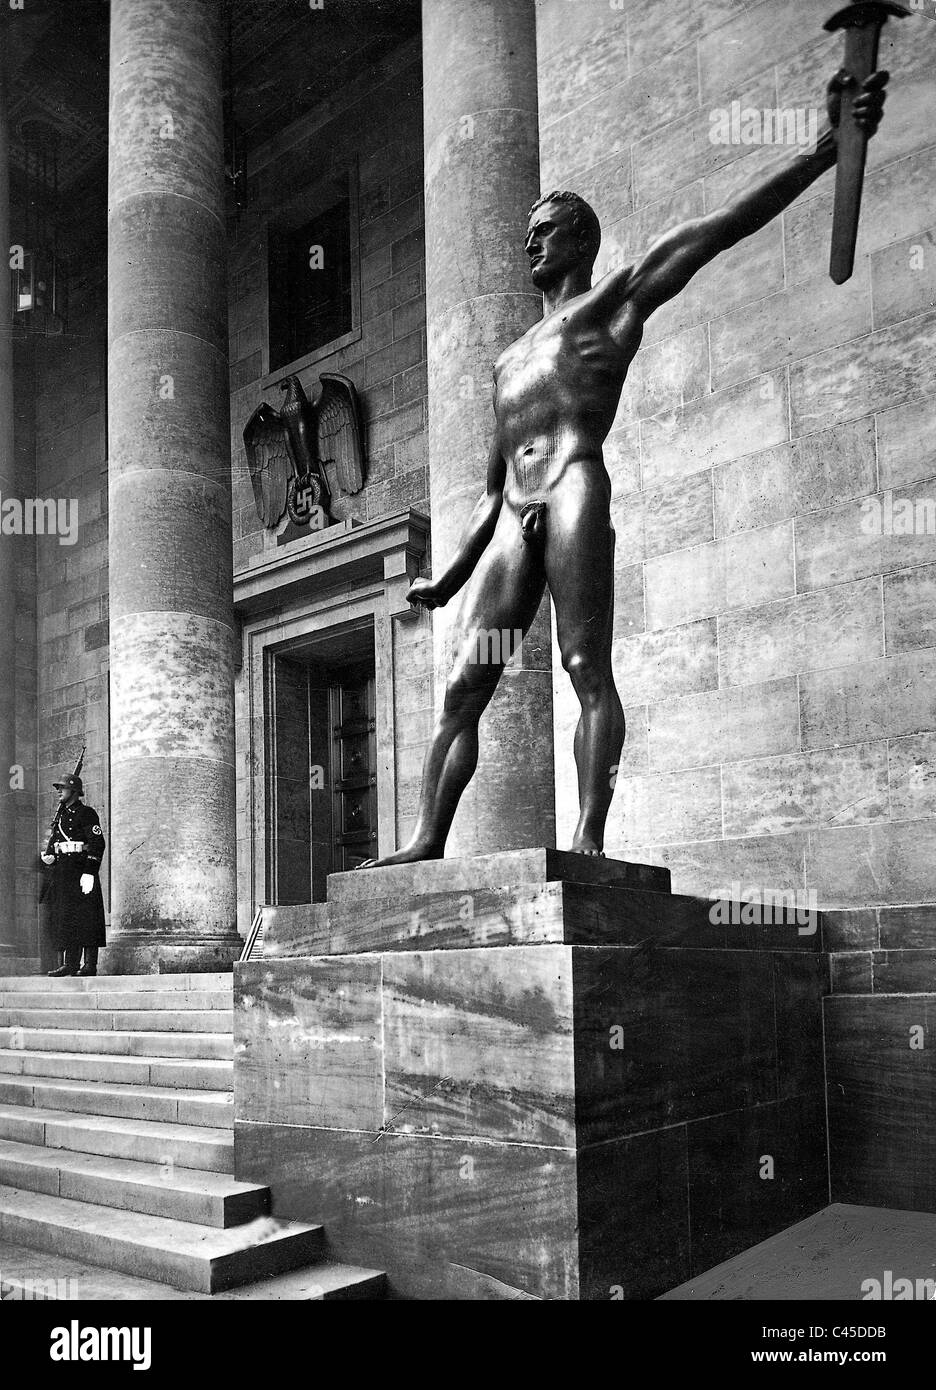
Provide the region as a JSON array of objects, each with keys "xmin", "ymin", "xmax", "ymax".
[
  {"xmin": 537, "ymin": 0, "xmax": 936, "ymax": 1224},
  {"xmin": 31, "ymin": 264, "xmax": 110, "ymax": 933},
  {"xmin": 536, "ymin": 0, "xmax": 936, "ymax": 916},
  {"xmin": 823, "ymin": 902, "xmax": 936, "ymax": 1213},
  {"xmin": 10, "ymin": 344, "xmax": 38, "ymax": 954},
  {"xmin": 228, "ymin": 37, "xmax": 430, "ymax": 907},
  {"xmin": 227, "ymin": 37, "xmax": 428, "ymax": 569}
]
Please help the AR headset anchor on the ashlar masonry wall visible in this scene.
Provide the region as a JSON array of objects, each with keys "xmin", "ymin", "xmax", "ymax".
[
  {"xmin": 228, "ymin": 37, "xmax": 428, "ymax": 563},
  {"xmin": 32, "ymin": 264, "xmax": 110, "ymax": 944},
  {"xmin": 537, "ymin": 0, "xmax": 936, "ymax": 1215},
  {"xmin": 227, "ymin": 37, "xmax": 432, "ymax": 914},
  {"xmin": 537, "ymin": 0, "xmax": 936, "ymax": 917}
]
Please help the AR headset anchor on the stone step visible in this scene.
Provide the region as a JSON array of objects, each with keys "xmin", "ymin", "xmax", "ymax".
[
  {"xmin": 0, "ymin": 1007, "xmax": 233, "ymax": 1033},
  {"xmin": 0, "ymin": 1048, "xmax": 233, "ymax": 1091},
  {"xmin": 0, "ymin": 1104, "xmax": 233, "ymax": 1173},
  {"xmin": 0, "ymin": 1050, "xmax": 232, "ymax": 1095},
  {"xmin": 0, "ymin": 1026, "xmax": 233, "ymax": 1060},
  {"xmin": 0, "ymin": 973, "xmax": 232, "ymax": 993},
  {"xmin": 272, "ymin": 879, "xmax": 820, "ymax": 958},
  {"xmin": 0, "ymin": 1139, "xmax": 264, "ymax": 1226},
  {"xmin": 0, "ymin": 989, "xmax": 232, "ymax": 1011},
  {"xmin": 0, "ymin": 1074, "xmax": 232, "ymax": 1128},
  {"xmin": 0, "ymin": 1240, "xmax": 386, "ymax": 1300},
  {"xmin": 0, "ymin": 1186, "xmax": 325, "ymax": 1294}
]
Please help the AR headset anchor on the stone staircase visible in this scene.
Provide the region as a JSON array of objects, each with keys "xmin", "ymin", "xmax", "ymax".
[{"xmin": 0, "ymin": 972, "xmax": 385, "ymax": 1299}]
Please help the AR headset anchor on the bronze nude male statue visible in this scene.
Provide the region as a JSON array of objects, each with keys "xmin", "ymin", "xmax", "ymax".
[{"xmin": 360, "ymin": 69, "xmax": 888, "ymax": 869}]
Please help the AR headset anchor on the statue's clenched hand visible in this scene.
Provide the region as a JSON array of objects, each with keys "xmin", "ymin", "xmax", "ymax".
[
  {"xmin": 827, "ymin": 68, "xmax": 889, "ymax": 141},
  {"xmin": 406, "ymin": 577, "xmax": 451, "ymax": 611}
]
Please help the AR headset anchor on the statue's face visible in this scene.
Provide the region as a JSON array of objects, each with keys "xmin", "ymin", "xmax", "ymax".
[{"xmin": 525, "ymin": 201, "xmax": 587, "ymax": 287}]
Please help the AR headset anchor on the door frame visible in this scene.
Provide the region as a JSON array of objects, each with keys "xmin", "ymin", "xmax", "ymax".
[{"xmin": 234, "ymin": 510, "xmax": 429, "ymax": 935}]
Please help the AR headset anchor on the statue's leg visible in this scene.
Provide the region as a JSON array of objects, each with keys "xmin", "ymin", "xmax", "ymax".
[
  {"xmin": 358, "ymin": 514, "xmax": 546, "ymax": 867},
  {"xmin": 544, "ymin": 473, "xmax": 625, "ymax": 855}
]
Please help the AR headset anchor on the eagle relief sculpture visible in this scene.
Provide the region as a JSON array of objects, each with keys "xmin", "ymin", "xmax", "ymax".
[{"xmin": 243, "ymin": 374, "xmax": 365, "ymax": 536}]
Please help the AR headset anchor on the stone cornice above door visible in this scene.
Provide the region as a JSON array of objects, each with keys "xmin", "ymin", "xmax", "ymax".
[{"xmin": 233, "ymin": 509, "xmax": 430, "ymax": 619}]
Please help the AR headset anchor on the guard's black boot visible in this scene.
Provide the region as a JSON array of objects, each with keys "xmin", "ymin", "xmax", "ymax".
[
  {"xmin": 77, "ymin": 947, "xmax": 98, "ymax": 978},
  {"xmin": 48, "ymin": 949, "xmax": 79, "ymax": 977}
]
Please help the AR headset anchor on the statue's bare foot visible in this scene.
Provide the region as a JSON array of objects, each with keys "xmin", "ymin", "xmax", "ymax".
[
  {"xmin": 570, "ymin": 834, "xmax": 605, "ymax": 857},
  {"xmin": 356, "ymin": 840, "xmax": 443, "ymax": 869}
]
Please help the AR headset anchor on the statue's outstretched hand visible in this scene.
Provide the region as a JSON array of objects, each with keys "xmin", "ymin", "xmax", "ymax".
[
  {"xmin": 406, "ymin": 576, "xmax": 450, "ymax": 611},
  {"xmin": 827, "ymin": 68, "xmax": 889, "ymax": 142}
]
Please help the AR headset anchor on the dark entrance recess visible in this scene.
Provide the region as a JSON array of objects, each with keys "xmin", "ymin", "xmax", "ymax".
[{"xmin": 265, "ymin": 622, "xmax": 377, "ymax": 903}]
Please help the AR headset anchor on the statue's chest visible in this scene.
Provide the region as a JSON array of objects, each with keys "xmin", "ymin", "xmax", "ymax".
[{"xmin": 494, "ymin": 328, "xmax": 566, "ymax": 409}]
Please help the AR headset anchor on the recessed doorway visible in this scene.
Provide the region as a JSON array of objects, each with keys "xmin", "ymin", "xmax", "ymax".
[{"xmin": 265, "ymin": 621, "xmax": 377, "ymax": 903}]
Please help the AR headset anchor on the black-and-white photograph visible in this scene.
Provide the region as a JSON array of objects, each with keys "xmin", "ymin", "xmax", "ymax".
[{"xmin": 0, "ymin": 0, "xmax": 934, "ymax": 1344}]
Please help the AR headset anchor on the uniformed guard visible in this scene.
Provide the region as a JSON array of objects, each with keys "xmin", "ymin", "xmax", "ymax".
[{"xmin": 40, "ymin": 772, "xmax": 107, "ymax": 977}]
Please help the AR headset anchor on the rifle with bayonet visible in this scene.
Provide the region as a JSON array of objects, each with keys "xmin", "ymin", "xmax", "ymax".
[{"xmin": 44, "ymin": 745, "xmax": 85, "ymax": 859}]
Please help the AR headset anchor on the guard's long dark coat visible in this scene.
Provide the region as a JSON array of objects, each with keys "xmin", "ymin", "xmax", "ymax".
[{"xmin": 40, "ymin": 801, "xmax": 107, "ymax": 950}]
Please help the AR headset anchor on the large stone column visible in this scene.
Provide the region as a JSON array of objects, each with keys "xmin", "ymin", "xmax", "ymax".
[
  {"xmin": 422, "ymin": 0, "xmax": 555, "ymax": 858},
  {"xmin": 0, "ymin": 43, "xmax": 17, "ymax": 951},
  {"xmin": 106, "ymin": 0, "xmax": 240, "ymax": 972}
]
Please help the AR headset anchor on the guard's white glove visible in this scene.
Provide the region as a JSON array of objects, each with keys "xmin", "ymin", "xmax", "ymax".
[
  {"xmin": 80, "ymin": 874, "xmax": 94, "ymax": 895},
  {"xmin": 41, "ymin": 853, "xmax": 55, "ymax": 866}
]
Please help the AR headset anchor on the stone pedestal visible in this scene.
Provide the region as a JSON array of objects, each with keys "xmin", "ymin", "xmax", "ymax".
[
  {"xmin": 235, "ymin": 851, "xmax": 828, "ymax": 1300},
  {"xmin": 823, "ymin": 906, "xmax": 936, "ymax": 1216}
]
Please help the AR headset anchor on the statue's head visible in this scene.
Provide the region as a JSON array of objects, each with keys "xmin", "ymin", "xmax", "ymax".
[{"xmin": 526, "ymin": 191, "xmax": 601, "ymax": 288}]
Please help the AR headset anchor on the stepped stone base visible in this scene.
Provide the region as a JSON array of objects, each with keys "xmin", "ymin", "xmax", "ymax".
[
  {"xmin": 235, "ymin": 849, "xmax": 827, "ymax": 1300},
  {"xmin": 0, "ymin": 1241, "xmax": 385, "ymax": 1301},
  {"xmin": 0, "ymin": 972, "xmax": 385, "ymax": 1299}
]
